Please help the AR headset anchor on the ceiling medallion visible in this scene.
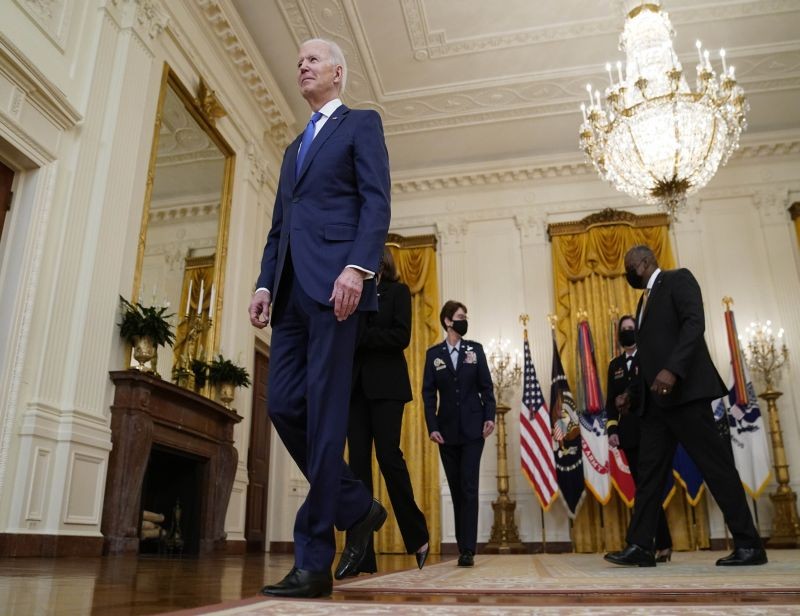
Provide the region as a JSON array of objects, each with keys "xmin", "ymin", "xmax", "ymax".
[{"xmin": 579, "ymin": 2, "xmax": 747, "ymax": 219}]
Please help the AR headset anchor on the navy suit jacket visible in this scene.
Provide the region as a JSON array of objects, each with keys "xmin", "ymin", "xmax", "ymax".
[
  {"xmin": 422, "ymin": 340, "xmax": 496, "ymax": 444},
  {"xmin": 256, "ymin": 105, "xmax": 391, "ymax": 312}
]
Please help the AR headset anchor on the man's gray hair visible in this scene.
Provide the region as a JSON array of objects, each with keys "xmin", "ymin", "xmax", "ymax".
[{"xmin": 302, "ymin": 38, "xmax": 347, "ymax": 96}]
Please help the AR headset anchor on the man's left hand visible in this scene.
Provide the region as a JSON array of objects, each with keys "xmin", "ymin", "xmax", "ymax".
[
  {"xmin": 651, "ymin": 369, "xmax": 677, "ymax": 396},
  {"xmin": 482, "ymin": 420, "xmax": 495, "ymax": 438},
  {"xmin": 330, "ymin": 267, "xmax": 365, "ymax": 321}
]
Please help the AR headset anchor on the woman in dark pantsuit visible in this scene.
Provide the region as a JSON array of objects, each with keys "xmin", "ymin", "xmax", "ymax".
[
  {"xmin": 422, "ymin": 300, "xmax": 496, "ymax": 567},
  {"xmin": 342, "ymin": 248, "xmax": 429, "ymax": 575}
]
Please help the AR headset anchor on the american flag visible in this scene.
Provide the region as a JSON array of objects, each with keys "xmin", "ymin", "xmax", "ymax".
[{"xmin": 520, "ymin": 335, "xmax": 559, "ymax": 510}]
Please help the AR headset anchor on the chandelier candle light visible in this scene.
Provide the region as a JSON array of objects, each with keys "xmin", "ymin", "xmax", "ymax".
[
  {"xmin": 579, "ymin": 2, "xmax": 747, "ymax": 218},
  {"xmin": 743, "ymin": 321, "xmax": 800, "ymax": 548}
]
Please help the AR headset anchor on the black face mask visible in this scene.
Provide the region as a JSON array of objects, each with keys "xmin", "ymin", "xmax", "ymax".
[
  {"xmin": 625, "ymin": 267, "xmax": 645, "ymax": 289},
  {"xmin": 451, "ymin": 320, "xmax": 468, "ymax": 336},
  {"xmin": 618, "ymin": 329, "xmax": 636, "ymax": 347}
]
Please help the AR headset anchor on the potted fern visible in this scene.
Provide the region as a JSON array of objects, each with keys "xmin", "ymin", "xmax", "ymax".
[
  {"xmin": 208, "ymin": 354, "xmax": 250, "ymax": 409},
  {"xmin": 119, "ymin": 296, "xmax": 176, "ymax": 372}
]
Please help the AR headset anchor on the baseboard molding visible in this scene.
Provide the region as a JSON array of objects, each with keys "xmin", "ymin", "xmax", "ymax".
[
  {"xmin": 0, "ymin": 533, "xmax": 104, "ymax": 557},
  {"xmin": 221, "ymin": 539, "xmax": 247, "ymax": 554},
  {"xmin": 440, "ymin": 541, "xmax": 573, "ymax": 555},
  {"xmin": 269, "ymin": 541, "xmax": 294, "ymax": 554}
]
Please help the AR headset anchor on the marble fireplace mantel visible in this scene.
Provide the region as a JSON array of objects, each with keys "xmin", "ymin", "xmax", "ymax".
[{"xmin": 101, "ymin": 371, "xmax": 242, "ymax": 554}]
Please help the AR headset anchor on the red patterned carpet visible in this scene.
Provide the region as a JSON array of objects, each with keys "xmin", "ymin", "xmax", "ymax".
[{"xmin": 170, "ymin": 551, "xmax": 800, "ymax": 615}]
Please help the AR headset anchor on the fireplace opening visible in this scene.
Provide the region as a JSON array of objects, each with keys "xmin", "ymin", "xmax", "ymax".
[{"xmin": 139, "ymin": 446, "xmax": 204, "ymax": 556}]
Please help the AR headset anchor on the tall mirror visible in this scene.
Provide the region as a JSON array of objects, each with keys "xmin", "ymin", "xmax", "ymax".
[{"xmin": 132, "ymin": 65, "xmax": 234, "ymax": 390}]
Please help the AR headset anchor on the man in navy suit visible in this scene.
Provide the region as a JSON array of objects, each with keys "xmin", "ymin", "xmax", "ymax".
[
  {"xmin": 605, "ymin": 245, "xmax": 765, "ymax": 568},
  {"xmin": 249, "ymin": 38, "xmax": 390, "ymax": 598}
]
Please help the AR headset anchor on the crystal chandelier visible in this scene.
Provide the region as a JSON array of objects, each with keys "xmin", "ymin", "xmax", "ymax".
[{"xmin": 579, "ymin": 2, "xmax": 748, "ymax": 217}]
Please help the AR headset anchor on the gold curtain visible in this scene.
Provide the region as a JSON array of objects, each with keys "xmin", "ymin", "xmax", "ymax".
[
  {"xmin": 549, "ymin": 209, "xmax": 710, "ymax": 552},
  {"xmin": 791, "ymin": 202, "xmax": 800, "ymax": 246}
]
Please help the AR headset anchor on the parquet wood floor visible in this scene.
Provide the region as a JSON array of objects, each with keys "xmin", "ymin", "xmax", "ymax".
[{"xmin": 0, "ymin": 552, "xmax": 436, "ymax": 616}]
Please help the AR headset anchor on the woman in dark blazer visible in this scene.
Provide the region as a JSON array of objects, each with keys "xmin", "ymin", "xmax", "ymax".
[
  {"xmin": 342, "ymin": 248, "xmax": 429, "ymax": 576},
  {"xmin": 422, "ymin": 300, "xmax": 495, "ymax": 567}
]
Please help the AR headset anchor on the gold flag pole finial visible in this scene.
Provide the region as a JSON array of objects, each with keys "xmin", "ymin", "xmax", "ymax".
[
  {"xmin": 519, "ymin": 314, "xmax": 529, "ymax": 327},
  {"xmin": 608, "ymin": 305, "xmax": 619, "ymax": 319},
  {"xmin": 577, "ymin": 309, "xmax": 589, "ymax": 322},
  {"xmin": 722, "ymin": 296, "xmax": 734, "ymax": 312}
]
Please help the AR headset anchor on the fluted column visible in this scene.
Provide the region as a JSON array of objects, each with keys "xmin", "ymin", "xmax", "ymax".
[{"xmin": 437, "ymin": 219, "xmax": 468, "ymax": 304}]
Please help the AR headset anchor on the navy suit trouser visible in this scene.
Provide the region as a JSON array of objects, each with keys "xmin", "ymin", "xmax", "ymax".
[
  {"xmin": 268, "ymin": 270, "xmax": 372, "ymax": 572},
  {"xmin": 439, "ymin": 439, "xmax": 484, "ymax": 554}
]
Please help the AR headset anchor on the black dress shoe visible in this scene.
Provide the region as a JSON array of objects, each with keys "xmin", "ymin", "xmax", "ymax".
[
  {"xmin": 262, "ymin": 566, "xmax": 299, "ymax": 591},
  {"xmin": 716, "ymin": 547, "xmax": 768, "ymax": 566},
  {"xmin": 457, "ymin": 550, "xmax": 474, "ymax": 567},
  {"xmin": 334, "ymin": 499, "xmax": 388, "ymax": 580},
  {"xmin": 604, "ymin": 544, "xmax": 656, "ymax": 567},
  {"xmin": 415, "ymin": 545, "xmax": 430, "ymax": 570},
  {"xmin": 261, "ymin": 567, "xmax": 332, "ymax": 598}
]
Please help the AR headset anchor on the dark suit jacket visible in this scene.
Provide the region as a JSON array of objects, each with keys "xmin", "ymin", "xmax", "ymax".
[
  {"xmin": 635, "ymin": 268, "xmax": 727, "ymax": 409},
  {"xmin": 422, "ymin": 340, "xmax": 496, "ymax": 444},
  {"xmin": 352, "ymin": 279, "xmax": 413, "ymax": 402},
  {"xmin": 605, "ymin": 351, "xmax": 642, "ymax": 449},
  {"xmin": 256, "ymin": 105, "xmax": 391, "ymax": 312}
]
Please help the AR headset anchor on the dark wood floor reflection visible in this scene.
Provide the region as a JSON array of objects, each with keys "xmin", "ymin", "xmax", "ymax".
[{"xmin": 0, "ymin": 552, "xmax": 445, "ymax": 616}]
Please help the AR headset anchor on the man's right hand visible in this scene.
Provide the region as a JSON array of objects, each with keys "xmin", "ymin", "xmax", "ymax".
[
  {"xmin": 430, "ymin": 431, "xmax": 444, "ymax": 444},
  {"xmin": 608, "ymin": 434, "xmax": 620, "ymax": 448},
  {"xmin": 249, "ymin": 289, "xmax": 271, "ymax": 328}
]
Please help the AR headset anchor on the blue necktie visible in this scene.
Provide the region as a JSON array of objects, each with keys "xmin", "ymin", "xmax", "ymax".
[{"xmin": 295, "ymin": 111, "xmax": 323, "ymax": 180}]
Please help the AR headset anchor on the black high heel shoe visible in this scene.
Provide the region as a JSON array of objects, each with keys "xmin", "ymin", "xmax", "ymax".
[
  {"xmin": 655, "ymin": 548, "xmax": 672, "ymax": 563},
  {"xmin": 415, "ymin": 543, "xmax": 429, "ymax": 569}
]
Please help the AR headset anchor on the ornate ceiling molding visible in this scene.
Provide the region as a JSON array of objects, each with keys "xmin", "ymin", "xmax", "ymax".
[
  {"xmin": 392, "ymin": 158, "xmax": 591, "ymax": 195},
  {"xmin": 194, "ymin": 0, "xmax": 294, "ymax": 149},
  {"xmin": 149, "ymin": 198, "xmax": 220, "ymax": 224},
  {"xmin": 401, "ymin": 0, "xmax": 800, "ymax": 61},
  {"xmin": 391, "ymin": 135, "xmax": 800, "ymax": 196},
  {"xmin": 107, "ymin": 0, "xmax": 169, "ymax": 47},
  {"xmin": 275, "ymin": 2, "xmax": 800, "ymax": 136},
  {"xmin": 13, "ymin": 0, "xmax": 72, "ymax": 51}
]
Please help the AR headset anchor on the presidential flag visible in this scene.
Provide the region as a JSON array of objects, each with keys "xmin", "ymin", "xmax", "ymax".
[
  {"xmin": 575, "ymin": 320, "xmax": 611, "ymax": 505},
  {"xmin": 519, "ymin": 332, "xmax": 559, "ymax": 510},
  {"xmin": 549, "ymin": 335, "xmax": 585, "ymax": 517}
]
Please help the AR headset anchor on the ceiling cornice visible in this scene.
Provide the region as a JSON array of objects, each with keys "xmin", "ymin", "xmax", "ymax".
[
  {"xmin": 194, "ymin": 0, "xmax": 295, "ymax": 149},
  {"xmin": 391, "ymin": 131, "xmax": 800, "ymax": 196}
]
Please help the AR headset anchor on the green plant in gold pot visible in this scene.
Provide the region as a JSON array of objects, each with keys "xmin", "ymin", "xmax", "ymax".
[
  {"xmin": 208, "ymin": 355, "xmax": 250, "ymax": 409},
  {"xmin": 118, "ymin": 296, "xmax": 176, "ymax": 372}
]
